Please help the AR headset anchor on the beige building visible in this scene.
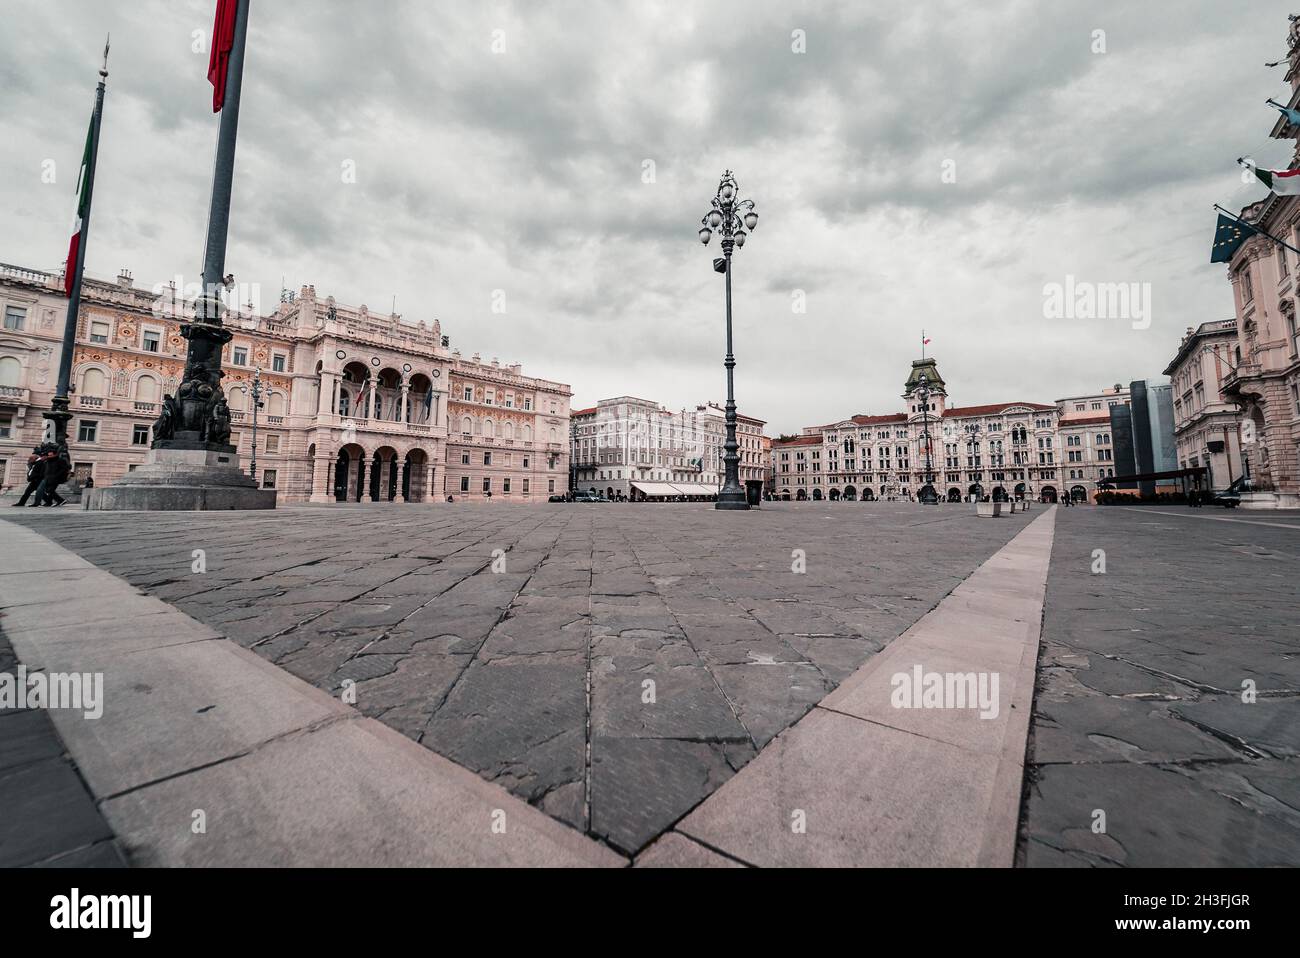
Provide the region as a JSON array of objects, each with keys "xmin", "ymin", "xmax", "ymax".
[
  {"xmin": 1163, "ymin": 321, "xmax": 1246, "ymax": 493},
  {"xmin": 1055, "ymin": 384, "xmax": 1130, "ymax": 501},
  {"xmin": 569, "ymin": 397, "xmax": 768, "ymax": 499},
  {"xmin": 1, "ymin": 263, "xmax": 68, "ymax": 492},
  {"xmin": 0, "ymin": 263, "xmax": 570, "ymax": 503},
  {"xmin": 1217, "ymin": 15, "xmax": 1300, "ymax": 507},
  {"xmin": 773, "ymin": 357, "xmax": 1097, "ymax": 503}
]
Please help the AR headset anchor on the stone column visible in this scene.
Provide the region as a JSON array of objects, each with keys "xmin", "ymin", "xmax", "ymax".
[
  {"xmin": 364, "ymin": 375, "xmax": 375, "ymax": 421},
  {"xmin": 309, "ymin": 451, "xmax": 334, "ymax": 503},
  {"xmin": 399, "ymin": 382, "xmax": 410, "ymax": 425},
  {"xmin": 331, "ymin": 374, "xmax": 340, "ymax": 415},
  {"xmin": 427, "ymin": 464, "xmax": 436, "ymax": 502},
  {"xmin": 317, "ymin": 372, "xmax": 333, "ymax": 417}
]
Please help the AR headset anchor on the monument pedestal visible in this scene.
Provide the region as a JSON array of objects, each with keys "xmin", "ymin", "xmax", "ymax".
[{"xmin": 83, "ymin": 446, "xmax": 276, "ymax": 511}]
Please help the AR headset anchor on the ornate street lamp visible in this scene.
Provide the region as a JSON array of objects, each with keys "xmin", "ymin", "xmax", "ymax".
[
  {"xmin": 916, "ymin": 372, "xmax": 937, "ymax": 504},
  {"xmin": 248, "ymin": 366, "xmax": 266, "ymax": 482},
  {"xmin": 699, "ymin": 170, "xmax": 758, "ymax": 511}
]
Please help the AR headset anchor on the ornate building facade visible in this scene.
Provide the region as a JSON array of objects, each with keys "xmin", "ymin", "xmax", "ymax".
[
  {"xmin": 0, "ymin": 263, "xmax": 570, "ymax": 503},
  {"xmin": 1163, "ymin": 321, "xmax": 1247, "ymax": 492},
  {"xmin": 772, "ymin": 358, "xmax": 1099, "ymax": 503},
  {"xmin": 1217, "ymin": 16, "xmax": 1300, "ymax": 507},
  {"xmin": 569, "ymin": 397, "xmax": 768, "ymax": 499}
]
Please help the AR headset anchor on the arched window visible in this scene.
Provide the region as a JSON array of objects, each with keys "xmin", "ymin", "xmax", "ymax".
[
  {"xmin": 522, "ymin": 424, "xmax": 533, "ymax": 442},
  {"xmin": 80, "ymin": 367, "xmax": 107, "ymax": 396},
  {"xmin": 483, "ymin": 418, "xmax": 494, "ymax": 437},
  {"xmin": 549, "ymin": 427, "xmax": 558, "ymax": 443},
  {"xmin": 502, "ymin": 421, "xmax": 514, "ymax": 440},
  {"xmin": 0, "ymin": 356, "xmax": 20, "ymax": 387},
  {"xmin": 268, "ymin": 393, "xmax": 287, "ymax": 416},
  {"xmin": 228, "ymin": 387, "xmax": 247, "ymax": 411},
  {"xmin": 136, "ymin": 374, "xmax": 160, "ymax": 403},
  {"xmin": 461, "ymin": 416, "xmax": 472, "ymax": 436}
]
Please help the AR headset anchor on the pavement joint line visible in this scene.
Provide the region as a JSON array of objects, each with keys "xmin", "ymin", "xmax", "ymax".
[
  {"xmin": 673, "ymin": 507, "xmax": 1058, "ymax": 867},
  {"xmin": 97, "ymin": 711, "xmax": 363, "ymax": 803},
  {"xmin": 1140, "ymin": 509, "xmax": 1300, "ymax": 530},
  {"xmin": 2, "ymin": 519, "xmax": 626, "ymax": 867}
]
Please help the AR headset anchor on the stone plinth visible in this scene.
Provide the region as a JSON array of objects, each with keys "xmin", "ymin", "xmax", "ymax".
[{"xmin": 82, "ymin": 447, "xmax": 275, "ymax": 511}]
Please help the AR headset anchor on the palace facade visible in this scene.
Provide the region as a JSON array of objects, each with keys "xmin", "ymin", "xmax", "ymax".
[
  {"xmin": 1215, "ymin": 16, "xmax": 1300, "ymax": 507},
  {"xmin": 569, "ymin": 398, "xmax": 768, "ymax": 499},
  {"xmin": 772, "ymin": 358, "xmax": 1131, "ymax": 504},
  {"xmin": 0, "ymin": 263, "xmax": 570, "ymax": 503},
  {"xmin": 1163, "ymin": 320, "xmax": 1247, "ymax": 492}
]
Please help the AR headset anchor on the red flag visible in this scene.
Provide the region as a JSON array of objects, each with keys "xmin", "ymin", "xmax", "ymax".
[{"xmin": 208, "ymin": 0, "xmax": 237, "ymax": 112}]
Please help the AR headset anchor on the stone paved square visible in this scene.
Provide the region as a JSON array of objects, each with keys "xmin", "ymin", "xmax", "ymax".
[
  {"xmin": 4, "ymin": 502, "xmax": 1297, "ymax": 866},
  {"xmin": 4, "ymin": 501, "xmax": 1034, "ymax": 855}
]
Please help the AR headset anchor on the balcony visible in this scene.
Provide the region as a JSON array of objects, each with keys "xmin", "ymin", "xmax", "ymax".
[
  {"xmin": 1223, "ymin": 361, "xmax": 1262, "ymax": 397},
  {"xmin": 79, "ymin": 395, "xmax": 105, "ymax": 408},
  {"xmin": 0, "ymin": 384, "xmax": 29, "ymax": 404},
  {"xmin": 134, "ymin": 401, "xmax": 157, "ymax": 414}
]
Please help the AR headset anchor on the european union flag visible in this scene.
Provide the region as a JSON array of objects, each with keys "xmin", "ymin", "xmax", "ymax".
[{"xmin": 1210, "ymin": 213, "xmax": 1255, "ymax": 264}]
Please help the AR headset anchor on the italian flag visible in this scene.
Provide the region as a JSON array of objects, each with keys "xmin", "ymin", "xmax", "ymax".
[
  {"xmin": 63, "ymin": 117, "xmax": 93, "ymax": 296},
  {"xmin": 1240, "ymin": 158, "xmax": 1300, "ymax": 196}
]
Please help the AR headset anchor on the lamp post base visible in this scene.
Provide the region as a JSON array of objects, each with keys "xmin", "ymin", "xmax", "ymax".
[
  {"xmin": 82, "ymin": 447, "xmax": 275, "ymax": 511},
  {"xmin": 714, "ymin": 488, "xmax": 750, "ymax": 511}
]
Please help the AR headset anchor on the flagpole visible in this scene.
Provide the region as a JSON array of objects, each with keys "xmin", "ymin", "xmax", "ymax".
[
  {"xmin": 1213, "ymin": 203, "xmax": 1300, "ymax": 258},
  {"xmin": 155, "ymin": 0, "xmax": 249, "ymax": 454},
  {"xmin": 45, "ymin": 38, "xmax": 108, "ymax": 461}
]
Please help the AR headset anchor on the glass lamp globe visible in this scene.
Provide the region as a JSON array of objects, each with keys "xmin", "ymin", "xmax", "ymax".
[
  {"xmin": 743, "ymin": 211, "xmax": 758, "ymax": 231},
  {"xmin": 734, "ymin": 229, "xmax": 747, "ymax": 247},
  {"xmin": 698, "ymin": 227, "xmax": 712, "ymax": 245},
  {"xmin": 720, "ymin": 181, "xmax": 735, "ymax": 201},
  {"xmin": 708, "ymin": 209, "xmax": 722, "ymax": 228}
]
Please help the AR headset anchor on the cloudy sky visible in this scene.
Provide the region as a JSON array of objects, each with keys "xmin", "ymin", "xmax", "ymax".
[{"xmin": 2, "ymin": 0, "xmax": 1296, "ymax": 434}]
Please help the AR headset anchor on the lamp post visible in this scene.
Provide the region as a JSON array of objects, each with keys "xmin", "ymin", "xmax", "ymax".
[
  {"xmin": 916, "ymin": 372, "xmax": 937, "ymax": 503},
  {"xmin": 699, "ymin": 170, "xmax": 758, "ymax": 511},
  {"xmin": 248, "ymin": 366, "xmax": 265, "ymax": 482},
  {"xmin": 965, "ymin": 422, "xmax": 983, "ymax": 500}
]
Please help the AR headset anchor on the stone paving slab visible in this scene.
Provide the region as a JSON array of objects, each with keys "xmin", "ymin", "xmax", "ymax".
[
  {"xmin": 678, "ymin": 509, "xmax": 1056, "ymax": 867},
  {"xmin": 3, "ymin": 502, "xmax": 1034, "ymax": 855},
  {"xmin": 1019, "ymin": 507, "xmax": 1300, "ymax": 867},
  {"xmin": 0, "ymin": 626, "xmax": 125, "ymax": 868},
  {"xmin": 634, "ymin": 831, "xmax": 745, "ymax": 868},
  {"xmin": 0, "ymin": 519, "xmax": 622, "ymax": 867}
]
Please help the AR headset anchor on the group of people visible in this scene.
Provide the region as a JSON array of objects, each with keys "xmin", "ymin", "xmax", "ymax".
[{"xmin": 11, "ymin": 443, "xmax": 73, "ymax": 508}]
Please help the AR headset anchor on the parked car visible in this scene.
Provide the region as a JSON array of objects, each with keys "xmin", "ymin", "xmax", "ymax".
[
  {"xmin": 1211, "ymin": 476, "xmax": 1253, "ymax": 508},
  {"xmin": 573, "ymin": 492, "xmax": 608, "ymax": 502}
]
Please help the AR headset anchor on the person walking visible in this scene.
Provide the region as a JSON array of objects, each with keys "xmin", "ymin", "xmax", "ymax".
[
  {"xmin": 34, "ymin": 447, "xmax": 70, "ymax": 507},
  {"xmin": 12, "ymin": 447, "xmax": 44, "ymax": 506}
]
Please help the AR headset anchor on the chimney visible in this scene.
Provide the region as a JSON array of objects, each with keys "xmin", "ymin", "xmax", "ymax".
[{"xmin": 116, "ymin": 268, "xmax": 132, "ymax": 288}]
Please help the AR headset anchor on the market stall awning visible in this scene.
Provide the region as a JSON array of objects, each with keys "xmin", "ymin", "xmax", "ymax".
[
  {"xmin": 630, "ymin": 482, "xmax": 682, "ymax": 497},
  {"xmin": 668, "ymin": 482, "xmax": 718, "ymax": 496}
]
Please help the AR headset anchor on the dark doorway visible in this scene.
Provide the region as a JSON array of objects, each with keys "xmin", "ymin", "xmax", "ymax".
[{"xmin": 334, "ymin": 452, "xmax": 349, "ymax": 501}]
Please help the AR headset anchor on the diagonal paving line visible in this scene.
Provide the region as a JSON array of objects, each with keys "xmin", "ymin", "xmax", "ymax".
[{"xmin": 662, "ymin": 508, "xmax": 1058, "ymax": 867}]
